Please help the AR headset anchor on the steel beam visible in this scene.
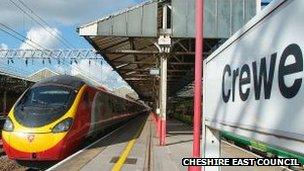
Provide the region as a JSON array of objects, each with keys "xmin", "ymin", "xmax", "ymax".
[
  {"xmin": 120, "ymin": 68, "xmax": 190, "ymax": 72},
  {"xmin": 110, "ymin": 44, "xmax": 156, "ymax": 61},
  {"xmin": 126, "ymin": 79, "xmax": 176, "ymax": 82},
  {"xmin": 124, "ymin": 74, "xmax": 182, "ymax": 78},
  {"xmin": 113, "ymin": 61, "xmax": 194, "ymax": 65},
  {"xmin": 84, "ymin": 37, "xmax": 143, "ymax": 99},
  {"xmin": 100, "ymin": 38, "xmax": 130, "ymax": 51},
  {"xmin": 104, "ymin": 50, "xmax": 195, "ymax": 55}
]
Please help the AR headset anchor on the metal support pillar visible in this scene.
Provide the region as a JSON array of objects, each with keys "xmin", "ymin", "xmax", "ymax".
[
  {"xmin": 158, "ymin": 57, "xmax": 163, "ymax": 144},
  {"xmin": 190, "ymin": 0, "xmax": 204, "ymax": 170},
  {"xmin": 160, "ymin": 53, "xmax": 167, "ymax": 146},
  {"xmin": 162, "ymin": 3, "xmax": 168, "ymax": 29},
  {"xmin": 156, "ymin": 3, "xmax": 171, "ymax": 146}
]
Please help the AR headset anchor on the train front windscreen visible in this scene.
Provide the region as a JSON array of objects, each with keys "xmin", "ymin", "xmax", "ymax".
[{"xmin": 14, "ymin": 85, "xmax": 76, "ymax": 128}]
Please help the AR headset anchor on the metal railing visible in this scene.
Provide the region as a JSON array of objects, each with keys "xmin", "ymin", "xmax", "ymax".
[{"xmin": 0, "ymin": 49, "xmax": 102, "ymax": 60}]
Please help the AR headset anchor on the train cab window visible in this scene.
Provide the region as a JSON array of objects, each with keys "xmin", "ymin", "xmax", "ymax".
[
  {"xmin": 14, "ymin": 85, "xmax": 76, "ymax": 127},
  {"xmin": 22, "ymin": 86, "xmax": 73, "ymax": 107}
]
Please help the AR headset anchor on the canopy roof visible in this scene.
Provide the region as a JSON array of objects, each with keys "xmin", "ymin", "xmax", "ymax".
[{"xmin": 79, "ymin": 0, "xmax": 256, "ymax": 101}]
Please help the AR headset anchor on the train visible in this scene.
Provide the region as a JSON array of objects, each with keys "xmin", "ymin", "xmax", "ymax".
[{"xmin": 2, "ymin": 75, "xmax": 147, "ymax": 161}]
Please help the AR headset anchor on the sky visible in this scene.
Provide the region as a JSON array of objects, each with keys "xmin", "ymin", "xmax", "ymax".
[
  {"xmin": 0, "ymin": 0, "xmax": 146, "ymax": 90},
  {"xmin": 0, "ymin": 0, "xmax": 273, "ymax": 90}
]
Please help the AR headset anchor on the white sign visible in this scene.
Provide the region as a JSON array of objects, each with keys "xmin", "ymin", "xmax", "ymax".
[
  {"xmin": 150, "ymin": 68, "xmax": 160, "ymax": 75},
  {"xmin": 203, "ymin": 0, "xmax": 304, "ymax": 155}
]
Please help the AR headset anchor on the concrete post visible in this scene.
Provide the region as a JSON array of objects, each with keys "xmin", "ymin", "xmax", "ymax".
[{"xmin": 204, "ymin": 126, "xmax": 221, "ymax": 171}]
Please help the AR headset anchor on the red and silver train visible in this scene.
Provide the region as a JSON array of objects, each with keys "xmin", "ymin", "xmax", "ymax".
[{"xmin": 2, "ymin": 75, "xmax": 147, "ymax": 161}]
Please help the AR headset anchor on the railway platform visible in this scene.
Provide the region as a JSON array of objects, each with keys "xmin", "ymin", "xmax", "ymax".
[{"xmin": 47, "ymin": 113, "xmax": 286, "ymax": 171}]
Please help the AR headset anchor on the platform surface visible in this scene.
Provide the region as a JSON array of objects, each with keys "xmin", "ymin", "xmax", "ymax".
[{"xmin": 49, "ymin": 114, "xmax": 286, "ymax": 171}]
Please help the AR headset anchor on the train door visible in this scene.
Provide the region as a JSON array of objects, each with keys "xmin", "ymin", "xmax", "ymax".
[
  {"xmin": 89, "ymin": 92, "xmax": 103, "ymax": 136},
  {"xmin": 71, "ymin": 91, "xmax": 91, "ymax": 146}
]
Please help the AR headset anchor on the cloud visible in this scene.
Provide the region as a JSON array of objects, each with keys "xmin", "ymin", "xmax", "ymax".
[
  {"xmin": 20, "ymin": 27, "xmax": 61, "ymax": 49},
  {"xmin": 0, "ymin": 0, "xmax": 144, "ymax": 27},
  {"xmin": 70, "ymin": 59, "xmax": 128, "ymax": 89},
  {"xmin": 0, "ymin": 43, "xmax": 8, "ymax": 50}
]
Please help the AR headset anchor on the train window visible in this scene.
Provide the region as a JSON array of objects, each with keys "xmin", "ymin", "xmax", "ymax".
[
  {"xmin": 19, "ymin": 86, "xmax": 74, "ymax": 108},
  {"xmin": 14, "ymin": 85, "xmax": 76, "ymax": 127},
  {"xmin": 116, "ymin": 99, "xmax": 120, "ymax": 113},
  {"xmin": 105, "ymin": 95, "xmax": 113, "ymax": 117},
  {"xmin": 120, "ymin": 101, "xmax": 123, "ymax": 113},
  {"xmin": 111, "ymin": 99, "xmax": 116, "ymax": 113},
  {"xmin": 122, "ymin": 102, "xmax": 127, "ymax": 113}
]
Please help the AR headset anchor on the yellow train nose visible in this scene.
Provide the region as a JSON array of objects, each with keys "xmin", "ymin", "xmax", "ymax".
[{"xmin": 2, "ymin": 131, "xmax": 67, "ymax": 153}]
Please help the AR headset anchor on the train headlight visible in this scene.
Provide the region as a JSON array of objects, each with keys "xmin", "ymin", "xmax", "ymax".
[
  {"xmin": 52, "ymin": 118, "xmax": 73, "ymax": 133},
  {"xmin": 3, "ymin": 117, "xmax": 14, "ymax": 132}
]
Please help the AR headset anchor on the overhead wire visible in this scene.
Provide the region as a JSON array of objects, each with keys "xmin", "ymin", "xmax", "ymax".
[
  {"xmin": 0, "ymin": 22, "xmax": 47, "ymax": 50},
  {"xmin": 0, "ymin": 23, "xmax": 53, "ymax": 76},
  {"xmin": 0, "ymin": 25, "xmax": 99, "ymax": 83},
  {"xmin": 2, "ymin": 0, "xmax": 102, "ymax": 84},
  {"xmin": 8, "ymin": 0, "xmax": 74, "ymax": 49},
  {"xmin": 15, "ymin": 0, "xmax": 74, "ymax": 48},
  {"xmin": 9, "ymin": 0, "xmax": 102, "ymax": 80}
]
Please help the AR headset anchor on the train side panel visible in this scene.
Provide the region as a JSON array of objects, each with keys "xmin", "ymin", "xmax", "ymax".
[{"xmin": 59, "ymin": 86, "xmax": 92, "ymax": 159}]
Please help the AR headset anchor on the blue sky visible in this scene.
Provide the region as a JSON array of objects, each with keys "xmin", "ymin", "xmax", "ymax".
[
  {"xmin": 0, "ymin": 0, "xmax": 273, "ymax": 89},
  {"xmin": 0, "ymin": 0, "xmax": 146, "ymax": 90},
  {"xmin": 0, "ymin": 0, "xmax": 146, "ymax": 48}
]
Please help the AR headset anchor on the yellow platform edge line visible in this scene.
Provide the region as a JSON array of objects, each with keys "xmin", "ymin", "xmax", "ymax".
[{"xmin": 112, "ymin": 118, "xmax": 146, "ymax": 171}]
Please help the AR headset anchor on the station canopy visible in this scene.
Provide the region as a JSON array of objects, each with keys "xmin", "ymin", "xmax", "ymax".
[{"xmin": 79, "ymin": 0, "xmax": 257, "ymax": 102}]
